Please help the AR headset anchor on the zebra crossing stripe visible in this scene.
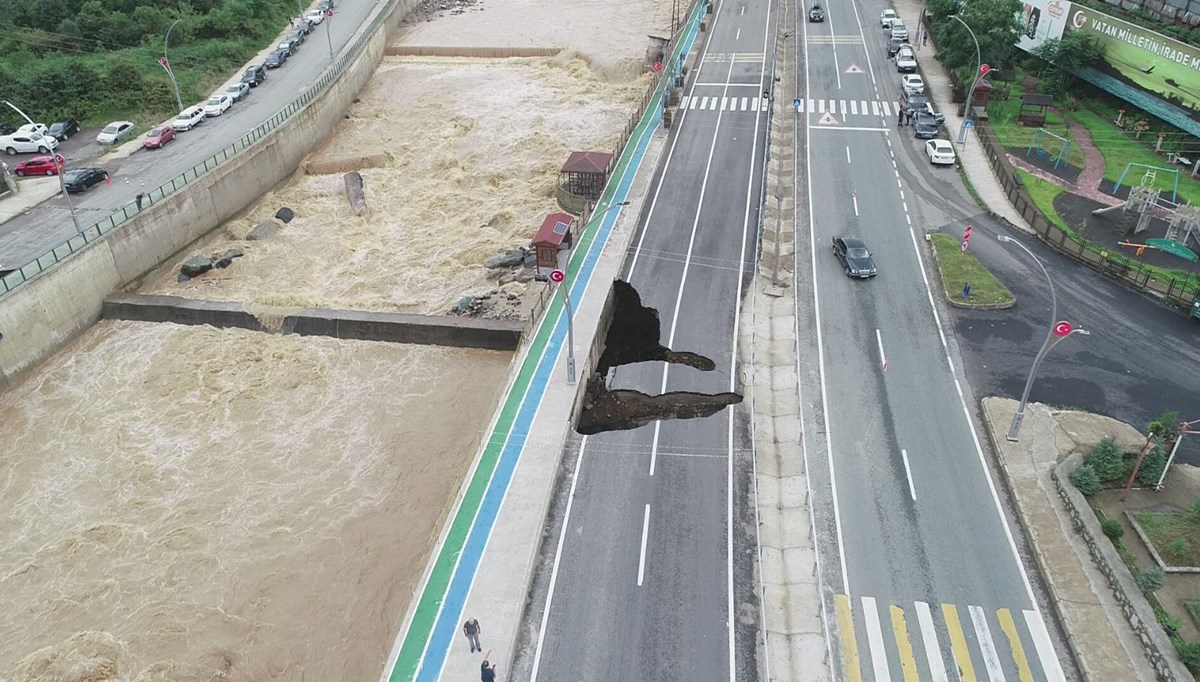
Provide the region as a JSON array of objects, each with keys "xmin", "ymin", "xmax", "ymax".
[
  {"xmin": 997, "ymin": 609, "xmax": 1034, "ymax": 682},
  {"xmin": 1023, "ymin": 610, "xmax": 1067, "ymax": 682},
  {"xmin": 942, "ymin": 604, "xmax": 979, "ymax": 682},
  {"xmin": 915, "ymin": 602, "xmax": 950, "ymax": 682},
  {"xmin": 840, "ymin": 100, "xmax": 848, "ymax": 117},
  {"xmin": 850, "ymin": 100, "xmax": 858, "ymax": 115},
  {"xmin": 889, "ymin": 605, "xmax": 921, "ymax": 682},
  {"xmin": 818, "ymin": 99, "xmax": 825, "ymax": 113},
  {"xmin": 752, "ymin": 97, "xmax": 760, "ymax": 111},
  {"xmin": 862, "ymin": 597, "xmax": 893, "ymax": 682},
  {"xmin": 709, "ymin": 96, "xmax": 717, "ymax": 110},
  {"xmin": 882, "ymin": 101, "xmax": 892, "ymax": 117},
  {"xmin": 835, "ymin": 594, "xmax": 864, "ymax": 682},
  {"xmin": 741, "ymin": 97, "xmax": 748, "ymax": 111},
  {"xmin": 720, "ymin": 96, "xmax": 728, "ymax": 110},
  {"xmin": 969, "ymin": 605, "xmax": 1007, "ymax": 682}
]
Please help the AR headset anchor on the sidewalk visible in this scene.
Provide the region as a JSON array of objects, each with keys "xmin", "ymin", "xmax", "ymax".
[
  {"xmin": 893, "ymin": 0, "xmax": 1033, "ymax": 233},
  {"xmin": 981, "ymin": 397, "xmax": 1159, "ymax": 680},
  {"xmin": 0, "ymin": 177, "xmax": 62, "ymax": 228}
]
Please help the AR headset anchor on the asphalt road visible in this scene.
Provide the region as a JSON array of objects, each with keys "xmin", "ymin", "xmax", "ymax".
[
  {"xmin": 0, "ymin": 0, "xmax": 373, "ymax": 268},
  {"xmin": 796, "ymin": 0, "xmax": 1073, "ymax": 679},
  {"xmin": 523, "ymin": 2, "xmax": 774, "ymax": 680}
]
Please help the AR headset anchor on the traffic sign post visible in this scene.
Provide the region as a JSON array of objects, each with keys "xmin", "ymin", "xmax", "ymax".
[
  {"xmin": 1053, "ymin": 321, "xmax": 1073, "ymax": 337},
  {"xmin": 550, "ymin": 268, "xmax": 577, "ymax": 384},
  {"xmin": 325, "ymin": 9, "xmax": 335, "ymax": 62},
  {"xmin": 979, "ymin": 63, "xmax": 991, "ymax": 76},
  {"xmin": 961, "ymin": 225, "xmax": 973, "ymax": 252}
]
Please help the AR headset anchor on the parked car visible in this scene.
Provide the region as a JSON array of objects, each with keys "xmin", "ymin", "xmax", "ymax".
[
  {"xmin": 15, "ymin": 123, "xmax": 49, "ymax": 138},
  {"xmin": 48, "ymin": 118, "xmax": 80, "ymax": 140},
  {"xmin": 832, "ymin": 235, "xmax": 878, "ymax": 279},
  {"xmin": 900, "ymin": 74, "xmax": 925, "ymax": 95},
  {"xmin": 306, "ymin": 8, "xmax": 326, "ymax": 24},
  {"xmin": 225, "ymin": 82, "xmax": 251, "ymax": 102},
  {"xmin": 891, "ymin": 21, "xmax": 909, "ymax": 41},
  {"xmin": 96, "ymin": 120, "xmax": 135, "ymax": 145},
  {"xmin": 881, "ymin": 9, "xmax": 898, "ymax": 28},
  {"xmin": 172, "ymin": 106, "xmax": 206, "ymax": 131},
  {"xmin": 808, "ymin": 3, "xmax": 825, "ymax": 21},
  {"xmin": 204, "ymin": 94, "xmax": 232, "ymax": 117},
  {"xmin": 62, "ymin": 167, "xmax": 109, "ymax": 193},
  {"xmin": 265, "ymin": 50, "xmax": 288, "ymax": 68},
  {"xmin": 277, "ymin": 40, "xmax": 297, "ymax": 57},
  {"xmin": 288, "ymin": 29, "xmax": 307, "ymax": 45},
  {"xmin": 13, "ymin": 156, "xmax": 59, "ymax": 176},
  {"xmin": 894, "ymin": 47, "xmax": 917, "ymax": 73},
  {"xmin": 242, "ymin": 64, "xmax": 267, "ymax": 87},
  {"xmin": 903, "ymin": 92, "xmax": 944, "ymax": 124},
  {"xmin": 301, "ymin": 18, "xmax": 318, "ymax": 33},
  {"xmin": 913, "ymin": 112, "xmax": 941, "ymax": 139},
  {"xmin": 0, "ymin": 123, "xmax": 13, "ymax": 136},
  {"xmin": 142, "ymin": 125, "xmax": 176, "ymax": 149},
  {"xmin": 1, "ymin": 133, "xmax": 58, "ymax": 155},
  {"xmin": 925, "ymin": 139, "xmax": 956, "ymax": 165},
  {"xmin": 887, "ymin": 37, "xmax": 907, "ymax": 58},
  {"xmin": 318, "ymin": 0, "xmax": 334, "ymax": 11}
]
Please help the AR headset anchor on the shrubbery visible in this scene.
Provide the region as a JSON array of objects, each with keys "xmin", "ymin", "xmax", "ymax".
[
  {"xmin": 1070, "ymin": 463, "xmax": 1101, "ymax": 496},
  {"xmin": 1085, "ymin": 436, "xmax": 1125, "ymax": 483}
]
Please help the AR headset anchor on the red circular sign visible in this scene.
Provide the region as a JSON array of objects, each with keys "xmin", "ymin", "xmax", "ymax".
[
  {"xmin": 653, "ymin": 61, "xmax": 663, "ymax": 72},
  {"xmin": 979, "ymin": 64, "xmax": 991, "ymax": 75},
  {"xmin": 54, "ymin": 154, "xmax": 65, "ymax": 165},
  {"xmin": 1053, "ymin": 321, "xmax": 1073, "ymax": 337},
  {"xmin": 549, "ymin": 269, "xmax": 565, "ymax": 283},
  {"xmin": 159, "ymin": 56, "xmax": 168, "ymax": 67}
]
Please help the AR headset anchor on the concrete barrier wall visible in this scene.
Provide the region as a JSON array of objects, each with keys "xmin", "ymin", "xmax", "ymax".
[
  {"xmin": 383, "ymin": 46, "xmax": 563, "ymax": 58},
  {"xmin": 0, "ymin": 0, "xmax": 422, "ymax": 390},
  {"xmin": 104, "ymin": 294, "xmax": 524, "ymax": 351}
]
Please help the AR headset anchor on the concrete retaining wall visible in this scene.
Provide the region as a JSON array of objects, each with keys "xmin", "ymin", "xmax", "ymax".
[
  {"xmin": 104, "ymin": 294, "xmax": 524, "ymax": 351},
  {"xmin": 383, "ymin": 45, "xmax": 563, "ymax": 57},
  {"xmin": 0, "ymin": 0, "xmax": 422, "ymax": 391}
]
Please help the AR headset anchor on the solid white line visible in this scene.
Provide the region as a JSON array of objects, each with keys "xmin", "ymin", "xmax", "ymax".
[
  {"xmin": 649, "ymin": 422, "xmax": 660, "ymax": 475},
  {"xmin": 637, "ymin": 504, "xmax": 651, "ymax": 586},
  {"xmin": 915, "ymin": 601, "xmax": 950, "ymax": 682},
  {"xmin": 846, "ymin": 145, "xmax": 851, "ymax": 163},
  {"xmin": 810, "ymin": 125, "xmax": 889, "ymax": 133},
  {"xmin": 852, "ymin": 193, "xmax": 859, "ymax": 216},
  {"xmin": 1024, "ymin": 610, "xmax": 1068, "ymax": 681},
  {"xmin": 875, "ymin": 328, "xmax": 886, "ymax": 370},
  {"xmin": 970, "ymin": 605, "xmax": 1007, "ymax": 682},
  {"xmin": 900, "ymin": 449, "xmax": 916, "ymax": 501},
  {"xmin": 862, "ymin": 597, "xmax": 893, "ymax": 682},
  {"xmin": 529, "ymin": 435, "xmax": 590, "ymax": 680}
]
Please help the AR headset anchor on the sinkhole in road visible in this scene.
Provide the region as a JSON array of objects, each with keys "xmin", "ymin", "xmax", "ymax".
[{"xmin": 575, "ymin": 280, "xmax": 742, "ymax": 435}]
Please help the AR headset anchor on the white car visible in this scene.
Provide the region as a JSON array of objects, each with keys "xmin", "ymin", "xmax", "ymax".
[
  {"xmin": 881, "ymin": 9, "xmax": 898, "ymax": 28},
  {"xmin": 96, "ymin": 121, "xmax": 135, "ymax": 145},
  {"xmin": 894, "ymin": 47, "xmax": 917, "ymax": 73},
  {"xmin": 305, "ymin": 9, "xmax": 326, "ymax": 24},
  {"xmin": 925, "ymin": 139, "xmax": 956, "ymax": 165},
  {"xmin": 0, "ymin": 133, "xmax": 58, "ymax": 155},
  {"xmin": 15, "ymin": 123, "xmax": 49, "ymax": 138},
  {"xmin": 203, "ymin": 94, "xmax": 232, "ymax": 117},
  {"xmin": 891, "ymin": 21, "xmax": 909, "ymax": 41},
  {"xmin": 901, "ymin": 74, "xmax": 925, "ymax": 94},
  {"xmin": 225, "ymin": 82, "xmax": 250, "ymax": 102},
  {"xmin": 172, "ymin": 106, "xmax": 206, "ymax": 131}
]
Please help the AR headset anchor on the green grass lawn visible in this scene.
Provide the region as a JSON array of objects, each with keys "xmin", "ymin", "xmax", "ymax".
[
  {"xmin": 1069, "ymin": 107, "xmax": 1200, "ymax": 206},
  {"xmin": 1014, "ymin": 168, "xmax": 1075, "ymax": 235},
  {"xmin": 1134, "ymin": 510, "xmax": 1200, "ymax": 567},
  {"xmin": 985, "ymin": 96, "xmax": 1088, "ymax": 169},
  {"xmin": 1188, "ymin": 601, "xmax": 1200, "ymax": 629},
  {"xmin": 929, "ymin": 233, "xmax": 1015, "ymax": 306}
]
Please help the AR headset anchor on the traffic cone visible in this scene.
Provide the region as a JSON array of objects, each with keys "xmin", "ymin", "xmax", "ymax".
[{"xmin": 107, "ymin": 175, "xmax": 113, "ymax": 185}]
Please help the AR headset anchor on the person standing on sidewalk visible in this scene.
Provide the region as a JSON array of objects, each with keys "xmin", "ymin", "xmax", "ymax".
[
  {"xmin": 896, "ymin": 104, "xmax": 905, "ymax": 126},
  {"xmin": 463, "ymin": 618, "xmax": 482, "ymax": 653},
  {"xmin": 481, "ymin": 651, "xmax": 497, "ymax": 681}
]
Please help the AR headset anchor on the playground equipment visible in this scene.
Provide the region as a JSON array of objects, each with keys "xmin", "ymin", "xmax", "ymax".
[
  {"xmin": 1025, "ymin": 128, "xmax": 1072, "ymax": 170},
  {"xmin": 1166, "ymin": 203, "xmax": 1200, "ymax": 248},
  {"xmin": 1113, "ymin": 161, "xmax": 1181, "ymax": 203}
]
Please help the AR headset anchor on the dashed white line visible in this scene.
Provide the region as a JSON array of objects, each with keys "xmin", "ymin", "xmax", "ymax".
[
  {"xmin": 875, "ymin": 328, "xmax": 887, "ymax": 371},
  {"xmin": 852, "ymin": 192, "xmax": 859, "ymax": 216},
  {"xmin": 637, "ymin": 504, "xmax": 651, "ymax": 586},
  {"xmin": 901, "ymin": 449, "xmax": 916, "ymax": 501},
  {"xmin": 846, "ymin": 145, "xmax": 851, "ymax": 163},
  {"xmin": 736, "ymin": 27, "xmax": 741, "ymax": 40}
]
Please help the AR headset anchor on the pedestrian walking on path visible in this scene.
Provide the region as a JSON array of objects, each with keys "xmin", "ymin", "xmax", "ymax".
[
  {"xmin": 463, "ymin": 618, "xmax": 482, "ymax": 653},
  {"xmin": 480, "ymin": 651, "xmax": 497, "ymax": 682},
  {"xmin": 135, "ymin": 192, "xmax": 144, "ymax": 210}
]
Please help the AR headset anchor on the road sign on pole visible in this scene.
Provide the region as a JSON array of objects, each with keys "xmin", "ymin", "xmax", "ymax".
[
  {"xmin": 549, "ymin": 268, "xmax": 565, "ymax": 283},
  {"xmin": 1053, "ymin": 321, "xmax": 1073, "ymax": 337},
  {"xmin": 980, "ymin": 63, "xmax": 991, "ymax": 76},
  {"xmin": 653, "ymin": 61, "xmax": 663, "ymax": 72}
]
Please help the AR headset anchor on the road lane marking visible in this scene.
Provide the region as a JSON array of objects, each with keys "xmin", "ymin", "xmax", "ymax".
[
  {"xmin": 809, "ymin": 126, "xmax": 889, "ymax": 132},
  {"xmin": 862, "ymin": 597, "xmax": 893, "ymax": 682},
  {"xmin": 875, "ymin": 328, "xmax": 886, "ymax": 370},
  {"xmin": 835, "ymin": 595, "xmax": 864, "ymax": 682},
  {"xmin": 709, "ymin": 96, "xmax": 718, "ymax": 110},
  {"xmin": 736, "ymin": 27, "xmax": 741, "ymax": 40},
  {"xmin": 637, "ymin": 504, "xmax": 651, "ymax": 586},
  {"xmin": 846, "ymin": 145, "xmax": 851, "ymax": 163},
  {"xmin": 842, "ymin": 0, "xmax": 879, "ymax": 86},
  {"xmin": 841, "ymin": 99, "xmax": 848, "ymax": 122},
  {"xmin": 890, "ymin": 605, "xmax": 921, "ymax": 682},
  {"xmin": 852, "ymin": 192, "xmax": 859, "ymax": 216},
  {"xmin": 915, "ymin": 601, "xmax": 950, "ymax": 682},
  {"xmin": 997, "ymin": 608, "xmax": 1035, "ymax": 682},
  {"xmin": 942, "ymin": 604, "xmax": 978, "ymax": 682},
  {"xmin": 900, "ymin": 449, "xmax": 916, "ymax": 500},
  {"xmin": 970, "ymin": 605, "xmax": 1007, "ymax": 682},
  {"xmin": 1024, "ymin": 610, "xmax": 1067, "ymax": 681},
  {"xmin": 818, "ymin": 99, "xmax": 825, "ymax": 113},
  {"xmin": 741, "ymin": 96, "xmax": 748, "ymax": 110}
]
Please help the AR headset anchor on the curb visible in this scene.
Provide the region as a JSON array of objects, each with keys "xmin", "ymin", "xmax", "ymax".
[
  {"xmin": 1124, "ymin": 510, "xmax": 1200, "ymax": 575},
  {"xmin": 925, "ymin": 235, "xmax": 1017, "ymax": 310}
]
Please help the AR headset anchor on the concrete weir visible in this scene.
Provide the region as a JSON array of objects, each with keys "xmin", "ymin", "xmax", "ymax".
[{"xmin": 103, "ymin": 294, "xmax": 523, "ymax": 350}]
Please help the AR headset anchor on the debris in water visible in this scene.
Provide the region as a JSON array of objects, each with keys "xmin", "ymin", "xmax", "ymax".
[
  {"xmin": 343, "ymin": 172, "xmax": 370, "ymax": 217},
  {"xmin": 247, "ymin": 220, "xmax": 280, "ymax": 241},
  {"xmin": 274, "ymin": 207, "xmax": 295, "ymax": 223}
]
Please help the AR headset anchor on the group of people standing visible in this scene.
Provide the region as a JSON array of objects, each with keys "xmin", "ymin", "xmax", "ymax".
[
  {"xmin": 896, "ymin": 102, "xmax": 919, "ymax": 127},
  {"xmin": 463, "ymin": 617, "xmax": 499, "ymax": 681}
]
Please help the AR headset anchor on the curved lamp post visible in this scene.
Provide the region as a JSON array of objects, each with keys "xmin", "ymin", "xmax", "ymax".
[
  {"xmin": 949, "ymin": 15, "xmax": 982, "ymax": 145},
  {"xmin": 163, "ymin": 19, "xmax": 185, "ymax": 113},
  {"xmin": 998, "ymin": 234, "xmax": 1090, "ymax": 441}
]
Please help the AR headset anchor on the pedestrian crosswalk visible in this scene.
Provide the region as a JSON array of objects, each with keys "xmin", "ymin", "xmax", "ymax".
[
  {"xmin": 833, "ymin": 593, "xmax": 1067, "ymax": 682},
  {"xmin": 677, "ymin": 95, "xmax": 900, "ymax": 120}
]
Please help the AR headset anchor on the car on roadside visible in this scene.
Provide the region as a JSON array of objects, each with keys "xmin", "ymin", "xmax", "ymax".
[
  {"xmin": 832, "ymin": 235, "xmax": 877, "ymax": 279},
  {"xmin": 15, "ymin": 123, "xmax": 50, "ymax": 138},
  {"xmin": 894, "ymin": 47, "xmax": 917, "ymax": 73},
  {"xmin": 288, "ymin": 28, "xmax": 307, "ymax": 45},
  {"xmin": 302, "ymin": 17, "xmax": 318, "ymax": 33},
  {"xmin": 13, "ymin": 156, "xmax": 59, "ymax": 176},
  {"xmin": 900, "ymin": 74, "xmax": 925, "ymax": 95},
  {"xmin": 96, "ymin": 120, "xmax": 135, "ymax": 145},
  {"xmin": 1, "ymin": 132, "xmax": 59, "ymax": 155},
  {"xmin": 0, "ymin": 123, "xmax": 13, "ymax": 136},
  {"xmin": 808, "ymin": 3, "xmax": 825, "ymax": 21},
  {"xmin": 62, "ymin": 167, "xmax": 109, "ymax": 193},
  {"xmin": 265, "ymin": 50, "xmax": 289, "ymax": 68},
  {"xmin": 48, "ymin": 118, "xmax": 80, "ymax": 140},
  {"xmin": 225, "ymin": 82, "xmax": 251, "ymax": 103},
  {"xmin": 881, "ymin": 9, "xmax": 898, "ymax": 28},
  {"xmin": 925, "ymin": 139, "xmax": 956, "ymax": 165},
  {"xmin": 204, "ymin": 94, "xmax": 233, "ymax": 117},
  {"xmin": 913, "ymin": 112, "xmax": 941, "ymax": 139},
  {"xmin": 318, "ymin": 0, "xmax": 334, "ymax": 11},
  {"xmin": 277, "ymin": 39, "xmax": 297, "ymax": 57},
  {"xmin": 903, "ymin": 92, "xmax": 944, "ymax": 124},
  {"xmin": 242, "ymin": 64, "xmax": 267, "ymax": 87},
  {"xmin": 142, "ymin": 125, "xmax": 176, "ymax": 149},
  {"xmin": 306, "ymin": 9, "xmax": 326, "ymax": 24},
  {"xmin": 887, "ymin": 37, "xmax": 907, "ymax": 58},
  {"xmin": 172, "ymin": 106, "xmax": 206, "ymax": 131},
  {"xmin": 891, "ymin": 21, "xmax": 909, "ymax": 41}
]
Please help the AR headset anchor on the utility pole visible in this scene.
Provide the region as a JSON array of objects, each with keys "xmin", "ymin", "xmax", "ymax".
[
  {"xmin": 163, "ymin": 20, "xmax": 185, "ymax": 113},
  {"xmin": 325, "ymin": 9, "xmax": 335, "ymax": 62}
]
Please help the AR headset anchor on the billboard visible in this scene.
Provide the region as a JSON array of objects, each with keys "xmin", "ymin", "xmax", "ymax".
[{"xmin": 1015, "ymin": 0, "xmax": 1071, "ymax": 54}]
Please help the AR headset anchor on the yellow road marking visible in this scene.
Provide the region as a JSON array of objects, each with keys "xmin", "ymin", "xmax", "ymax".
[
  {"xmin": 835, "ymin": 594, "xmax": 864, "ymax": 682},
  {"xmin": 890, "ymin": 605, "xmax": 921, "ymax": 682},
  {"xmin": 942, "ymin": 603, "xmax": 978, "ymax": 682},
  {"xmin": 998, "ymin": 608, "xmax": 1035, "ymax": 682}
]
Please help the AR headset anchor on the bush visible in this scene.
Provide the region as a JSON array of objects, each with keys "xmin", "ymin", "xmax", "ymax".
[
  {"xmin": 1170, "ymin": 537, "xmax": 1190, "ymax": 558},
  {"xmin": 1138, "ymin": 567, "xmax": 1166, "ymax": 594},
  {"xmin": 1101, "ymin": 518, "xmax": 1125, "ymax": 540},
  {"xmin": 1175, "ymin": 640, "xmax": 1200, "ymax": 673},
  {"xmin": 1085, "ymin": 436, "xmax": 1125, "ymax": 482},
  {"xmin": 1137, "ymin": 441, "xmax": 1167, "ymax": 486},
  {"xmin": 1158, "ymin": 608, "xmax": 1182, "ymax": 635},
  {"xmin": 1070, "ymin": 464, "xmax": 1102, "ymax": 496},
  {"xmin": 1191, "ymin": 498, "xmax": 1200, "ymax": 525}
]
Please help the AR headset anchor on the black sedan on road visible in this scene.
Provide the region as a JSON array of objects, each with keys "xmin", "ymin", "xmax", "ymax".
[
  {"xmin": 49, "ymin": 118, "xmax": 80, "ymax": 141},
  {"xmin": 62, "ymin": 167, "xmax": 109, "ymax": 193},
  {"xmin": 265, "ymin": 50, "xmax": 288, "ymax": 68},
  {"xmin": 832, "ymin": 235, "xmax": 878, "ymax": 278},
  {"xmin": 809, "ymin": 3, "xmax": 825, "ymax": 21},
  {"xmin": 913, "ymin": 112, "xmax": 942, "ymax": 139}
]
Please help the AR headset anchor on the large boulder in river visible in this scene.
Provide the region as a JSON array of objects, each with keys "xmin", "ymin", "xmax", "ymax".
[
  {"xmin": 485, "ymin": 249, "xmax": 526, "ymax": 269},
  {"xmin": 180, "ymin": 256, "xmax": 213, "ymax": 277},
  {"xmin": 247, "ymin": 220, "xmax": 279, "ymax": 241},
  {"xmin": 274, "ymin": 207, "xmax": 295, "ymax": 223}
]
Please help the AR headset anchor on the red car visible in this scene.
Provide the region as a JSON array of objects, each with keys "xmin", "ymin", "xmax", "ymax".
[
  {"xmin": 143, "ymin": 126, "xmax": 176, "ymax": 149},
  {"xmin": 12, "ymin": 156, "xmax": 59, "ymax": 176}
]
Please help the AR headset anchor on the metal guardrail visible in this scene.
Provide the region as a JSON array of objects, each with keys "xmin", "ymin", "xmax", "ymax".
[{"xmin": 0, "ymin": 0, "xmax": 404, "ymax": 297}]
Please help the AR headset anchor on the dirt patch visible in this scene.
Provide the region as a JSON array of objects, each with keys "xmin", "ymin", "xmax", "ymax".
[{"xmin": 1006, "ymin": 145, "xmax": 1083, "ymax": 185}]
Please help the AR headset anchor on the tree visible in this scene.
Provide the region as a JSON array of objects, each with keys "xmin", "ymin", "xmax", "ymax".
[
  {"xmin": 1032, "ymin": 32, "xmax": 1104, "ymax": 97},
  {"xmin": 926, "ymin": 0, "xmax": 1024, "ymax": 80},
  {"xmin": 1136, "ymin": 440, "xmax": 1167, "ymax": 486},
  {"xmin": 1085, "ymin": 436, "xmax": 1125, "ymax": 482},
  {"xmin": 1070, "ymin": 464, "xmax": 1102, "ymax": 496},
  {"xmin": 1137, "ymin": 566, "xmax": 1166, "ymax": 594}
]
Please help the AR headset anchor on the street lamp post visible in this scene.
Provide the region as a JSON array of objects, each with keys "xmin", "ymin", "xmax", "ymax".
[
  {"xmin": 949, "ymin": 15, "xmax": 981, "ymax": 145},
  {"xmin": 163, "ymin": 20, "xmax": 185, "ymax": 113},
  {"xmin": 57, "ymin": 157, "xmax": 83, "ymax": 235},
  {"xmin": 325, "ymin": 11, "xmax": 335, "ymax": 62},
  {"xmin": 998, "ymin": 234, "xmax": 1090, "ymax": 441},
  {"xmin": 2, "ymin": 100, "xmax": 35, "ymax": 126}
]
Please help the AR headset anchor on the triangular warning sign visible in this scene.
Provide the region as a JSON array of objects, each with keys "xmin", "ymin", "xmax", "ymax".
[
  {"xmin": 844, "ymin": 63, "xmax": 865, "ymax": 74},
  {"xmin": 818, "ymin": 112, "xmax": 840, "ymax": 125}
]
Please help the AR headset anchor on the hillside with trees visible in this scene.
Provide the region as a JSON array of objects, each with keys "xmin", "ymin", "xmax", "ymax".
[{"xmin": 0, "ymin": 0, "xmax": 300, "ymax": 127}]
